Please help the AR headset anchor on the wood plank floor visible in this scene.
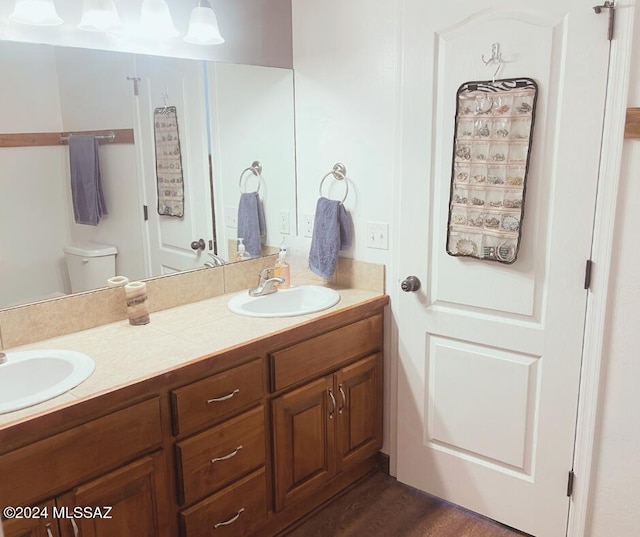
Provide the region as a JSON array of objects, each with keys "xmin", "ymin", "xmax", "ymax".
[{"xmin": 283, "ymin": 472, "xmax": 530, "ymax": 537}]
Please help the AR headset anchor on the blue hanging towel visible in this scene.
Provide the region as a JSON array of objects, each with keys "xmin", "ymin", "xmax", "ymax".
[
  {"xmin": 69, "ymin": 135, "xmax": 107, "ymax": 225},
  {"xmin": 237, "ymin": 191, "xmax": 266, "ymax": 257},
  {"xmin": 309, "ymin": 197, "xmax": 352, "ymax": 279}
]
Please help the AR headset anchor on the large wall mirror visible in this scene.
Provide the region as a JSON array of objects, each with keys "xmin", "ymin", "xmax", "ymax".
[{"xmin": 0, "ymin": 40, "xmax": 296, "ymax": 309}]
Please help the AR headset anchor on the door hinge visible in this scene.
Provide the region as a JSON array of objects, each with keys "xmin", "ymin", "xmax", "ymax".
[
  {"xmin": 127, "ymin": 76, "xmax": 141, "ymax": 96},
  {"xmin": 567, "ymin": 470, "xmax": 575, "ymax": 497},
  {"xmin": 143, "ymin": 205, "xmax": 149, "ymax": 221},
  {"xmin": 584, "ymin": 259, "xmax": 593, "ymax": 290},
  {"xmin": 593, "ymin": 1, "xmax": 615, "ymax": 41}
]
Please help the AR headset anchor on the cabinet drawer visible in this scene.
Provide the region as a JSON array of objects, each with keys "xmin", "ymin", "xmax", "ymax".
[
  {"xmin": 179, "ymin": 468, "xmax": 267, "ymax": 537},
  {"xmin": 270, "ymin": 314, "xmax": 383, "ymax": 392},
  {"xmin": 176, "ymin": 405, "xmax": 266, "ymax": 505},
  {"xmin": 171, "ymin": 358, "xmax": 264, "ymax": 435},
  {"xmin": 0, "ymin": 398, "xmax": 162, "ymax": 506}
]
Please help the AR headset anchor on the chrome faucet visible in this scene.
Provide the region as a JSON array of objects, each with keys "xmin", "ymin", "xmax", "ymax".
[
  {"xmin": 249, "ymin": 268, "xmax": 285, "ymax": 297},
  {"xmin": 0, "ymin": 353, "xmax": 6, "ymax": 365},
  {"xmin": 204, "ymin": 253, "xmax": 225, "ymax": 268}
]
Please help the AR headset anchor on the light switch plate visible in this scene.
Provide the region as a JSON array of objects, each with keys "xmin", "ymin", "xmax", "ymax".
[
  {"xmin": 225, "ymin": 206, "xmax": 237, "ymax": 228},
  {"xmin": 367, "ymin": 222, "xmax": 389, "ymax": 250}
]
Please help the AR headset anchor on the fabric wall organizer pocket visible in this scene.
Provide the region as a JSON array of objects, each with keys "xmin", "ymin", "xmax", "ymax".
[
  {"xmin": 446, "ymin": 77, "xmax": 537, "ymax": 264},
  {"xmin": 154, "ymin": 106, "xmax": 185, "ymax": 217}
]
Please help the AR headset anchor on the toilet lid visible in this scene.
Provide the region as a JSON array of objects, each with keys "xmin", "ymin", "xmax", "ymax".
[{"xmin": 63, "ymin": 242, "xmax": 117, "ymax": 257}]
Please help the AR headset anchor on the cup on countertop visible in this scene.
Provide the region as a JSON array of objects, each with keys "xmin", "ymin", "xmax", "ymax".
[{"xmin": 124, "ymin": 281, "xmax": 150, "ymax": 325}]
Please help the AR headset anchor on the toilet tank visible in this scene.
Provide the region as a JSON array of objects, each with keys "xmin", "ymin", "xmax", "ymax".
[{"xmin": 63, "ymin": 242, "xmax": 118, "ymax": 293}]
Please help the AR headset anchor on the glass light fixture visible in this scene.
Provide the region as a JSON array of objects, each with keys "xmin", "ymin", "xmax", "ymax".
[
  {"xmin": 9, "ymin": 0, "xmax": 63, "ymax": 26},
  {"xmin": 140, "ymin": 0, "xmax": 179, "ymax": 39},
  {"xmin": 78, "ymin": 0, "xmax": 122, "ymax": 32},
  {"xmin": 184, "ymin": 0, "xmax": 224, "ymax": 45}
]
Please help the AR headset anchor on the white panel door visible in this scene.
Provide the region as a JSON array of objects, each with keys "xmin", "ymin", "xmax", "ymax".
[
  {"xmin": 135, "ymin": 55, "xmax": 213, "ymax": 274},
  {"xmin": 395, "ymin": 2, "xmax": 611, "ymax": 536}
]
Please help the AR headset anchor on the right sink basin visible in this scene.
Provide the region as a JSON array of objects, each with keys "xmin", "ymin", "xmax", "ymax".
[{"xmin": 227, "ymin": 285, "xmax": 341, "ymax": 318}]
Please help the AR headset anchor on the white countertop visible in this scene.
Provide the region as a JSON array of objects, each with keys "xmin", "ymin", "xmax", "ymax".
[{"xmin": 0, "ymin": 285, "xmax": 383, "ymax": 428}]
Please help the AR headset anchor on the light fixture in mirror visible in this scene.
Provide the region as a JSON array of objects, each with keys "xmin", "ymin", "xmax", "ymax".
[
  {"xmin": 77, "ymin": 0, "xmax": 122, "ymax": 33},
  {"xmin": 140, "ymin": 0, "xmax": 179, "ymax": 39},
  {"xmin": 9, "ymin": 0, "xmax": 63, "ymax": 26},
  {"xmin": 184, "ymin": 0, "xmax": 224, "ymax": 45}
]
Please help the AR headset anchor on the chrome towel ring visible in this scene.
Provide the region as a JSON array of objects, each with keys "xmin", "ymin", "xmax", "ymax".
[
  {"xmin": 238, "ymin": 161, "xmax": 263, "ymax": 193},
  {"xmin": 319, "ymin": 163, "xmax": 349, "ymax": 203}
]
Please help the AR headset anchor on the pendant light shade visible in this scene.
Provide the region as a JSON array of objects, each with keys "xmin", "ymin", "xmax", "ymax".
[
  {"xmin": 9, "ymin": 0, "xmax": 63, "ymax": 26},
  {"xmin": 140, "ymin": 0, "xmax": 179, "ymax": 39},
  {"xmin": 78, "ymin": 0, "xmax": 122, "ymax": 32},
  {"xmin": 184, "ymin": 1, "xmax": 224, "ymax": 45}
]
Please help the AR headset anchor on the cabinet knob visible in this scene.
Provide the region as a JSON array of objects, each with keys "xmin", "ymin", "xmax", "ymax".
[{"xmin": 401, "ymin": 276, "xmax": 421, "ymax": 292}]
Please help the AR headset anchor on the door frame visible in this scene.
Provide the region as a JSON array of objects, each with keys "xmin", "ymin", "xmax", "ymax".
[
  {"xmin": 567, "ymin": 3, "xmax": 636, "ymax": 536},
  {"xmin": 388, "ymin": 2, "xmax": 637, "ymax": 536}
]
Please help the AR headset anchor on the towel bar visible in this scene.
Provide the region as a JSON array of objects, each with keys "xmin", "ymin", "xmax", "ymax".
[
  {"xmin": 60, "ymin": 132, "xmax": 115, "ymax": 143},
  {"xmin": 319, "ymin": 163, "xmax": 349, "ymax": 203},
  {"xmin": 238, "ymin": 161, "xmax": 263, "ymax": 193}
]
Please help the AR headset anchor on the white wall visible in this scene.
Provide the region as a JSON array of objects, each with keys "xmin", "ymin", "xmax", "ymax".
[
  {"xmin": 0, "ymin": 41, "xmax": 69, "ymax": 306},
  {"xmin": 208, "ymin": 62, "xmax": 296, "ymax": 260},
  {"xmin": 292, "ymin": 0, "xmax": 399, "ymax": 267},
  {"xmin": 0, "ymin": 0, "xmax": 292, "ymax": 68},
  {"xmin": 0, "ymin": 43, "xmax": 146, "ymax": 308},
  {"xmin": 292, "ymin": 0, "xmax": 400, "ymax": 452},
  {"xmin": 586, "ymin": 11, "xmax": 640, "ymax": 536},
  {"xmin": 55, "ymin": 46, "xmax": 146, "ymax": 282}
]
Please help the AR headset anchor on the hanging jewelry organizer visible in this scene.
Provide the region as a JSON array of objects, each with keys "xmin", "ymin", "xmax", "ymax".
[
  {"xmin": 446, "ymin": 76, "xmax": 538, "ymax": 264},
  {"xmin": 154, "ymin": 88, "xmax": 184, "ymax": 218}
]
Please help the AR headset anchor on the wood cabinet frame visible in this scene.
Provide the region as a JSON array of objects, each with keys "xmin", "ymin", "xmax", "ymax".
[{"xmin": 0, "ymin": 297, "xmax": 388, "ymax": 537}]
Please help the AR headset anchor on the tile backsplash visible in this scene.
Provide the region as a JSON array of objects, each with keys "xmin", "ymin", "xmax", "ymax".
[{"xmin": 0, "ymin": 257, "xmax": 384, "ymax": 349}]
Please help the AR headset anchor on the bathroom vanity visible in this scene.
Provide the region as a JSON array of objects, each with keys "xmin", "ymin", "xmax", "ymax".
[{"xmin": 0, "ymin": 290, "xmax": 387, "ymax": 537}]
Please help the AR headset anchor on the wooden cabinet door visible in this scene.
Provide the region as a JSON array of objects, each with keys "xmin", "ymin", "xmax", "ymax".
[
  {"xmin": 2, "ymin": 500, "xmax": 60, "ymax": 537},
  {"xmin": 272, "ymin": 375, "xmax": 336, "ymax": 512},
  {"xmin": 57, "ymin": 452, "xmax": 170, "ymax": 537},
  {"xmin": 335, "ymin": 353, "xmax": 383, "ymax": 472}
]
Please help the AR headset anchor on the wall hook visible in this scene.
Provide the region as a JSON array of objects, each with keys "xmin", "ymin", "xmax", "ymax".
[
  {"xmin": 482, "ymin": 42, "xmax": 504, "ymax": 83},
  {"xmin": 162, "ymin": 87, "xmax": 169, "ymax": 111}
]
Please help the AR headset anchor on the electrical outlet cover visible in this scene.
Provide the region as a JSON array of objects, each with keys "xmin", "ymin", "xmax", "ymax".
[
  {"xmin": 279, "ymin": 210, "xmax": 290, "ymax": 234},
  {"xmin": 303, "ymin": 214, "xmax": 314, "ymax": 238}
]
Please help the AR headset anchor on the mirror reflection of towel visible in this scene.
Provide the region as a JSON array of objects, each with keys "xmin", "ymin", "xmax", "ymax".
[
  {"xmin": 309, "ymin": 197, "xmax": 352, "ymax": 280},
  {"xmin": 69, "ymin": 135, "xmax": 107, "ymax": 225},
  {"xmin": 237, "ymin": 192, "xmax": 266, "ymax": 257}
]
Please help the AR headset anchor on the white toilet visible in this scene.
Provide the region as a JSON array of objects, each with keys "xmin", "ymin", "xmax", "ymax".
[{"xmin": 63, "ymin": 242, "xmax": 118, "ymax": 293}]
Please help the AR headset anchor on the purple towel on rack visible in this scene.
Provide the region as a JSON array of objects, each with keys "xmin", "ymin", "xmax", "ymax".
[
  {"xmin": 309, "ymin": 197, "xmax": 352, "ymax": 280},
  {"xmin": 237, "ymin": 192, "xmax": 266, "ymax": 257},
  {"xmin": 69, "ymin": 135, "xmax": 107, "ymax": 225}
]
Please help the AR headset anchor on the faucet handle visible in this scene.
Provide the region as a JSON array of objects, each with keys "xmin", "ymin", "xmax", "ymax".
[{"xmin": 259, "ymin": 267, "xmax": 273, "ymax": 280}]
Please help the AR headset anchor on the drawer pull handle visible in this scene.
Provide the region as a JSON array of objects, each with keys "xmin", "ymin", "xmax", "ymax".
[
  {"xmin": 71, "ymin": 518, "xmax": 80, "ymax": 537},
  {"xmin": 338, "ymin": 384, "xmax": 346, "ymax": 414},
  {"xmin": 211, "ymin": 445, "xmax": 243, "ymax": 464},
  {"xmin": 46, "ymin": 523, "xmax": 54, "ymax": 537},
  {"xmin": 207, "ymin": 389, "xmax": 240, "ymax": 404},
  {"xmin": 328, "ymin": 388, "xmax": 336, "ymax": 420},
  {"xmin": 214, "ymin": 507, "xmax": 245, "ymax": 529}
]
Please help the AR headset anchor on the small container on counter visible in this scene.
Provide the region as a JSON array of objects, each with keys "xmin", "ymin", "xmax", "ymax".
[{"xmin": 124, "ymin": 281, "xmax": 150, "ymax": 326}]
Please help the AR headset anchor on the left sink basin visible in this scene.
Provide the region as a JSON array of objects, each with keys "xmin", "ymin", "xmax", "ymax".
[{"xmin": 0, "ymin": 350, "xmax": 95, "ymax": 415}]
